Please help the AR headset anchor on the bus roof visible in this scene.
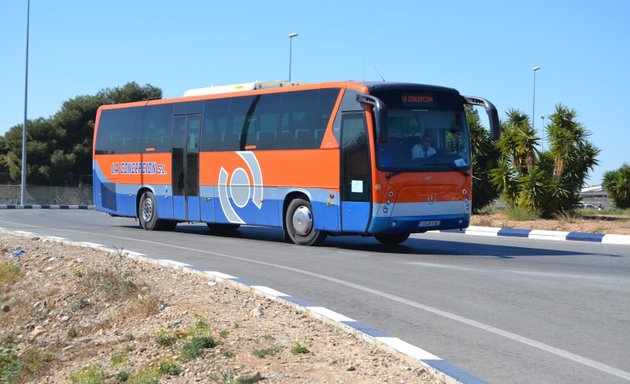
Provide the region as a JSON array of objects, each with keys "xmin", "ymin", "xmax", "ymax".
[
  {"xmin": 97, "ymin": 81, "xmax": 459, "ymax": 111},
  {"xmin": 183, "ymin": 80, "xmax": 298, "ymax": 97}
]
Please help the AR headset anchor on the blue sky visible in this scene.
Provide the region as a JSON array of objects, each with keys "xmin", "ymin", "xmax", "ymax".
[{"xmin": 1, "ymin": 0, "xmax": 629, "ymax": 184}]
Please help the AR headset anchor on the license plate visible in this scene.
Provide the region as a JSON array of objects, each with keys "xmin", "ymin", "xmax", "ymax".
[{"xmin": 418, "ymin": 220, "xmax": 441, "ymax": 227}]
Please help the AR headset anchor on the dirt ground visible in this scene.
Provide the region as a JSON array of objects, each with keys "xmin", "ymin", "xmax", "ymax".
[
  {"xmin": 470, "ymin": 210, "xmax": 630, "ymax": 236},
  {"xmin": 0, "ymin": 233, "xmax": 444, "ymax": 384}
]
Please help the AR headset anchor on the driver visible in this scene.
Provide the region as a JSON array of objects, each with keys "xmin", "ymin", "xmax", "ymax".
[{"xmin": 411, "ymin": 134, "xmax": 437, "ymax": 159}]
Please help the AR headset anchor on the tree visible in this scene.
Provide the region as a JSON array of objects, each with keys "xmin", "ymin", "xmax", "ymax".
[
  {"xmin": 467, "ymin": 106, "xmax": 500, "ymax": 212},
  {"xmin": 490, "ymin": 105, "xmax": 599, "ymax": 218},
  {"xmin": 544, "ymin": 104, "xmax": 599, "ymax": 213},
  {"xmin": 603, "ymin": 163, "xmax": 630, "ymax": 209},
  {"xmin": 0, "ymin": 82, "xmax": 161, "ymax": 186}
]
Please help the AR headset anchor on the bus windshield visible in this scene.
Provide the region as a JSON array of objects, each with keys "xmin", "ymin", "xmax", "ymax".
[{"xmin": 372, "ymin": 92, "xmax": 471, "ymax": 173}]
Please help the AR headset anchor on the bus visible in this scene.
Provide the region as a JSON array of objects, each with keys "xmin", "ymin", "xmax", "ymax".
[{"xmin": 92, "ymin": 80, "xmax": 499, "ymax": 245}]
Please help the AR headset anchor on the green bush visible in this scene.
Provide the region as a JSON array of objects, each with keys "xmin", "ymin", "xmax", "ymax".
[{"xmin": 603, "ymin": 163, "xmax": 630, "ymax": 209}]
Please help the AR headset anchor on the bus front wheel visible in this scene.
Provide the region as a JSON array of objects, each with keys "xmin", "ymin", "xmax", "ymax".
[
  {"xmin": 139, "ymin": 191, "xmax": 176, "ymax": 231},
  {"xmin": 285, "ymin": 198, "xmax": 327, "ymax": 246},
  {"xmin": 374, "ymin": 233, "xmax": 410, "ymax": 245}
]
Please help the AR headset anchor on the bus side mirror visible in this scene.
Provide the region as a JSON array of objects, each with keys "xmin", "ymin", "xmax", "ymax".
[
  {"xmin": 357, "ymin": 94, "xmax": 389, "ymax": 143},
  {"xmin": 463, "ymin": 96, "xmax": 500, "ymax": 140}
]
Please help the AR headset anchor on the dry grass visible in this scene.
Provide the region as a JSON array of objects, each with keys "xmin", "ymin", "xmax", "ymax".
[{"xmin": 0, "ymin": 260, "xmax": 21, "ymax": 287}]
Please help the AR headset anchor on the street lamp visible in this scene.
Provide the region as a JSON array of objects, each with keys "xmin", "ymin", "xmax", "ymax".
[
  {"xmin": 21, "ymin": 0, "xmax": 31, "ymax": 206},
  {"xmin": 540, "ymin": 115, "xmax": 546, "ymax": 150},
  {"xmin": 288, "ymin": 32, "xmax": 298, "ymax": 82},
  {"xmin": 531, "ymin": 66, "xmax": 541, "ymax": 133}
]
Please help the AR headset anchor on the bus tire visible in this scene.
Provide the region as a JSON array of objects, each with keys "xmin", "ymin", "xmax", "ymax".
[
  {"xmin": 285, "ymin": 197, "xmax": 327, "ymax": 246},
  {"xmin": 139, "ymin": 191, "xmax": 159, "ymax": 230},
  {"xmin": 374, "ymin": 233, "xmax": 410, "ymax": 245}
]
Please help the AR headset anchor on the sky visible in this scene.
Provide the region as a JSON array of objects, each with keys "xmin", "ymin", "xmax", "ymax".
[{"xmin": 1, "ymin": 0, "xmax": 629, "ymax": 185}]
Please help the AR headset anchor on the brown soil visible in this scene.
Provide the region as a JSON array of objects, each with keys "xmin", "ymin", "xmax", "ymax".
[
  {"xmin": 470, "ymin": 211, "xmax": 630, "ymax": 236},
  {"xmin": 0, "ymin": 233, "xmax": 444, "ymax": 384}
]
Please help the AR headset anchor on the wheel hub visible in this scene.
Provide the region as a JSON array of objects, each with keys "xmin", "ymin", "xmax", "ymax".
[
  {"xmin": 142, "ymin": 198, "xmax": 153, "ymax": 222},
  {"xmin": 292, "ymin": 205, "xmax": 313, "ymax": 236}
]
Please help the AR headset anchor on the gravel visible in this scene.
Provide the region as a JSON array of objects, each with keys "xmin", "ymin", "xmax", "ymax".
[{"xmin": 0, "ymin": 233, "xmax": 445, "ymax": 383}]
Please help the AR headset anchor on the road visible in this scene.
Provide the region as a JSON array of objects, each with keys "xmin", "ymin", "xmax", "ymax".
[{"xmin": 1, "ymin": 209, "xmax": 629, "ymax": 383}]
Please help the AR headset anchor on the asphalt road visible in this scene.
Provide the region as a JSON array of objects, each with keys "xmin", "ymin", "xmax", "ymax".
[{"xmin": 1, "ymin": 209, "xmax": 629, "ymax": 383}]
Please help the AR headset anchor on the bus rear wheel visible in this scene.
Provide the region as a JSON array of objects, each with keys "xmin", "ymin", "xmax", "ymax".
[
  {"xmin": 374, "ymin": 233, "xmax": 410, "ymax": 245},
  {"xmin": 285, "ymin": 198, "xmax": 327, "ymax": 246}
]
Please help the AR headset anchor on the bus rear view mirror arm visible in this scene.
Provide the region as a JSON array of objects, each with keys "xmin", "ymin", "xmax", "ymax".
[
  {"xmin": 357, "ymin": 94, "xmax": 389, "ymax": 143},
  {"xmin": 463, "ymin": 96, "xmax": 500, "ymax": 140}
]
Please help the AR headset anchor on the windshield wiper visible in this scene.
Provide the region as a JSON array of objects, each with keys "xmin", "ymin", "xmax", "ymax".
[{"xmin": 447, "ymin": 163, "xmax": 470, "ymax": 177}]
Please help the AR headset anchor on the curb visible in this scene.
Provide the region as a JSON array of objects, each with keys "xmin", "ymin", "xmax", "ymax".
[
  {"xmin": 0, "ymin": 204, "xmax": 93, "ymax": 210},
  {"xmin": 2, "ymin": 228, "xmax": 485, "ymax": 384},
  {"xmin": 438, "ymin": 225, "xmax": 630, "ymax": 245}
]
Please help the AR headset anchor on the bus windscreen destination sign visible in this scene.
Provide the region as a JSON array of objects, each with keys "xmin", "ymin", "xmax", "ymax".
[{"xmin": 401, "ymin": 94, "xmax": 434, "ymax": 108}]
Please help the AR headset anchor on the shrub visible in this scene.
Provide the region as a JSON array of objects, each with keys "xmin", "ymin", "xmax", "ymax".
[
  {"xmin": 603, "ymin": 163, "xmax": 630, "ymax": 209},
  {"xmin": 291, "ymin": 340, "xmax": 310, "ymax": 355},
  {"xmin": 67, "ymin": 365, "xmax": 105, "ymax": 384},
  {"xmin": 181, "ymin": 336, "xmax": 217, "ymax": 361}
]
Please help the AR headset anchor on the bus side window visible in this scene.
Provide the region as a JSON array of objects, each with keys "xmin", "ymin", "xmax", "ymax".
[
  {"xmin": 202, "ymin": 98, "xmax": 229, "ymax": 151},
  {"xmin": 226, "ymin": 96, "xmax": 257, "ymax": 151},
  {"xmin": 142, "ymin": 104, "xmax": 172, "ymax": 152}
]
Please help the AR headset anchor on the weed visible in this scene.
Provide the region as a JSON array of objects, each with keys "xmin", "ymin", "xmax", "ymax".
[
  {"xmin": 291, "ymin": 339, "xmax": 310, "ymax": 355},
  {"xmin": 67, "ymin": 365, "xmax": 106, "ymax": 384},
  {"xmin": 222, "ymin": 349, "xmax": 236, "ymax": 358},
  {"xmin": 261, "ymin": 333, "xmax": 273, "ymax": 341},
  {"xmin": 181, "ymin": 335, "xmax": 217, "ymax": 361},
  {"xmin": 110, "ymin": 350, "xmax": 129, "ymax": 367},
  {"xmin": 0, "ymin": 261, "xmax": 21, "ymax": 287},
  {"xmin": 155, "ymin": 327, "xmax": 176, "ymax": 347},
  {"xmin": 85, "ymin": 248, "xmax": 138, "ymax": 300},
  {"xmin": 0, "ymin": 345, "xmax": 21, "ymax": 383},
  {"xmin": 506, "ymin": 206, "xmax": 540, "ymax": 221},
  {"xmin": 209, "ymin": 369, "xmax": 238, "ymax": 383},
  {"xmin": 67, "ymin": 325, "xmax": 79, "ymax": 339},
  {"xmin": 74, "ymin": 267, "xmax": 84, "ymax": 278},
  {"xmin": 71, "ymin": 297, "xmax": 90, "ymax": 312},
  {"xmin": 126, "ymin": 368, "xmax": 159, "ymax": 384},
  {"xmin": 194, "ymin": 313, "xmax": 210, "ymax": 330},
  {"xmin": 252, "ymin": 347, "xmax": 280, "ymax": 359},
  {"xmin": 114, "ymin": 370, "xmax": 130, "ymax": 382},
  {"xmin": 555, "ymin": 211, "xmax": 579, "ymax": 223},
  {"xmin": 219, "ymin": 330, "xmax": 230, "ymax": 339},
  {"xmin": 21, "ymin": 346, "xmax": 51, "ymax": 377},
  {"xmin": 478, "ymin": 206, "xmax": 499, "ymax": 215},
  {"xmin": 157, "ymin": 359, "xmax": 182, "ymax": 376}
]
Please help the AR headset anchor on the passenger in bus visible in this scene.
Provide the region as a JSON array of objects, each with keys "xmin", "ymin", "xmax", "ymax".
[{"xmin": 411, "ymin": 134, "xmax": 437, "ymax": 159}]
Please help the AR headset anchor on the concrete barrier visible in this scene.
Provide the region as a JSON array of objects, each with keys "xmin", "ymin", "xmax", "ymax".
[{"xmin": 0, "ymin": 185, "xmax": 92, "ymax": 205}]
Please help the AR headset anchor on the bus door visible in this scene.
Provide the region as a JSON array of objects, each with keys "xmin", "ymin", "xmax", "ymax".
[
  {"xmin": 340, "ymin": 113, "xmax": 372, "ymax": 233},
  {"xmin": 172, "ymin": 114, "xmax": 201, "ymax": 222}
]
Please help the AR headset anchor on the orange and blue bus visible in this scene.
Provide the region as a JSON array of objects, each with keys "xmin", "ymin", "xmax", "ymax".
[{"xmin": 92, "ymin": 80, "xmax": 499, "ymax": 245}]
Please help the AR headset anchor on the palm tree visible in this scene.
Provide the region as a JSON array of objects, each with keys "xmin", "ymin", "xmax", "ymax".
[
  {"xmin": 545, "ymin": 104, "xmax": 599, "ymax": 212},
  {"xmin": 497, "ymin": 110, "xmax": 539, "ymax": 175}
]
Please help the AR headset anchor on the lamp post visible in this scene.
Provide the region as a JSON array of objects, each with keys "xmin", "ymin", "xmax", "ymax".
[
  {"xmin": 540, "ymin": 115, "xmax": 546, "ymax": 151},
  {"xmin": 21, "ymin": 0, "xmax": 31, "ymax": 206},
  {"xmin": 288, "ymin": 32, "xmax": 298, "ymax": 82},
  {"xmin": 531, "ymin": 66, "xmax": 540, "ymax": 133}
]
